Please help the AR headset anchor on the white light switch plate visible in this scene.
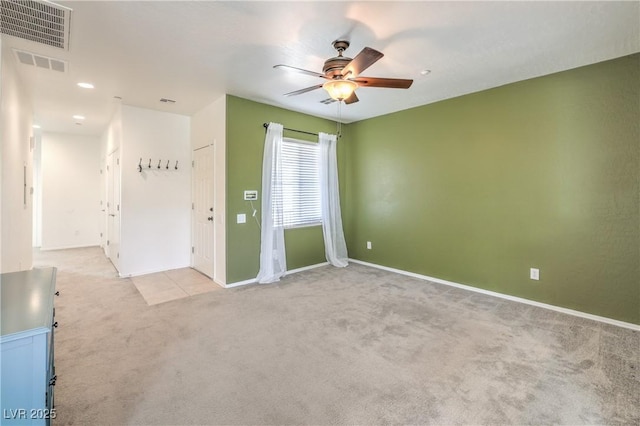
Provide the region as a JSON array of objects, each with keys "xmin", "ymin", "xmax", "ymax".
[
  {"xmin": 530, "ymin": 268, "xmax": 539, "ymax": 280},
  {"xmin": 237, "ymin": 213, "xmax": 246, "ymax": 224}
]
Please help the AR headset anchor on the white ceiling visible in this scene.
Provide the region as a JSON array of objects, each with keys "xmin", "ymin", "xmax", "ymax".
[{"xmin": 3, "ymin": 1, "xmax": 639, "ymax": 136}]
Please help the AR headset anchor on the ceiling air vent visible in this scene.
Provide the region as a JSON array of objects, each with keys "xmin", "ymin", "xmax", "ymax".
[
  {"xmin": 0, "ymin": 0, "xmax": 72, "ymax": 50},
  {"xmin": 320, "ymin": 98, "xmax": 337, "ymax": 105},
  {"xmin": 13, "ymin": 48, "xmax": 66, "ymax": 72}
]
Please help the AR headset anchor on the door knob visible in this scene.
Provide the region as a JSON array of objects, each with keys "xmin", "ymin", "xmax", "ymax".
[
  {"xmin": 207, "ymin": 216, "xmax": 213, "ymax": 221},
  {"xmin": 209, "ymin": 207, "xmax": 213, "ymax": 212}
]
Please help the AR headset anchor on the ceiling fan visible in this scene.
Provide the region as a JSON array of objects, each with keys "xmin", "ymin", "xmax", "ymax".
[{"xmin": 274, "ymin": 40, "xmax": 413, "ymax": 105}]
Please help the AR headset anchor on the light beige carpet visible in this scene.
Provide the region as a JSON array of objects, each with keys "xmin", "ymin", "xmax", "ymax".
[{"xmin": 34, "ymin": 247, "xmax": 638, "ymax": 425}]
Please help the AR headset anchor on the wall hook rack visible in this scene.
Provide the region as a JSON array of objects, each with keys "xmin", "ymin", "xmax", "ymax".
[{"xmin": 137, "ymin": 158, "xmax": 179, "ymax": 173}]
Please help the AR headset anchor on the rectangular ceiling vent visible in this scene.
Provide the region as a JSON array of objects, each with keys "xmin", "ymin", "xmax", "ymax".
[
  {"xmin": 1, "ymin": 0, "xmax": 72, "ymax": 50},
  {"xmin": 13, "ymin": 48, "xmax": 67, "ymax": 72}
]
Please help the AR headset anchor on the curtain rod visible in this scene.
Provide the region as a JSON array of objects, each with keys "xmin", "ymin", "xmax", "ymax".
[{"xmin": 262, "ymin": 122, "xmax": 318, "ymax": 137}]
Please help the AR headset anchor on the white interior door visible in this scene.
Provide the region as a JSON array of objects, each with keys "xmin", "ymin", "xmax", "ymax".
[
  {"xmin": 192, "ymin": 145, "xmax": 214, "ymax": 278},
  {"xmin": 106, "ymin": 150, "xmax": 121, "ymax": 272},
  {"xmin": 100, "ymin": 157, "xmax": 107, "ymax": 252}
]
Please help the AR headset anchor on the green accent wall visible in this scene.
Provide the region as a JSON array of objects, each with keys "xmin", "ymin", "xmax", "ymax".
[
  {"xmin": 225, "ymin": 95, "xmax": 348, "ymax": 283},
  {"xmin": 345, "ymin": 54, "xmax": 639, "ymax": 324}
]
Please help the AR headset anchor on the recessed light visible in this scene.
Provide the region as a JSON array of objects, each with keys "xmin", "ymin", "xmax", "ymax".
[
  {"xmin": 420, "ymin": 69, "xmax": 431, "ymax": 76},
  {"xmin": 72, "ymin": 115, "xmax": 85, "ymax": 120},
  {"xmin": 77, "ymin": 82, "xmax": 94, "ymax": 89},
  {"xmin": 32, "ymin": 124, "xmax": 41, "ymax": 129}
]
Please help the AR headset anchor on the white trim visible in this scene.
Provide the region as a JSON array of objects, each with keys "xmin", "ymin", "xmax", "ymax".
[
  {"xmin": 225, "ymin": 278, "xmax": 256, "ymax": 288},
  {"xmin": 39, "ymin": 243, "xmax": 101, "ymax": 251},
  {"xmin": 287, "ymin": 261, "xmax": 329, "ymax": 275},
  {"xmin": 349, "ymin": 259, "xmax": 640, "ymax": 331},
  {"xmin": 225, "ymin": 261, "xmax": 330, "ymax": 289}
]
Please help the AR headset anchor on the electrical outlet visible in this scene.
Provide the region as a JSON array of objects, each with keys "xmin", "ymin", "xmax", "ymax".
[
  {"xmin": 366, "ymin": 241, "xmax": 372, "ymax": 250},
  {"xmin": 530, "ymin": 268, "xmax": 540, "ymax": 280}
]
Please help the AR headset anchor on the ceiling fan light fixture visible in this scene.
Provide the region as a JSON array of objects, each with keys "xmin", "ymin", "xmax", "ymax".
[{"xmin": 323, "ymin": 79, "xmax": 357, "ymax": 101}]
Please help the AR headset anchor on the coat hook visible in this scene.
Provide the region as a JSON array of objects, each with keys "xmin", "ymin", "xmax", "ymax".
[
  {"xmin": 138, "ymin": 158, "xmax": 142, "ymax": 172},
  {"xmin": 148, "ymin": 158, "xmax": 152, "ymax": 168},
  {"xmin": 175, "ymin": 160, "xmax": 179, "ymax": 170},
  {"xmin": 166, "ymin": 160, "xmax": 170, "ymax": 169},
  {"xmin": 158, "ymin": 159, "xmax": 162, "ymax": 169}
]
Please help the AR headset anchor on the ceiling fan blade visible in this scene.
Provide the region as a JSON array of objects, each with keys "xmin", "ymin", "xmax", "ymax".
[
  {"xmin": 274, "ymin": 64, "xmax": 328, "ymax": 79},
  {"xmin": 344, "ymin": 92, "xmax": 359, "ymax": 104},
  {"xmin": 352, "ymin": 76, "xmax": 413, "ymax": 89},
  {"xmin": 284, "ymin": 84, "xmax": 324, "ymax": 97},
  {"xmin": 341, "ymin": 47, "xmax": 384, "ymax": 78}
]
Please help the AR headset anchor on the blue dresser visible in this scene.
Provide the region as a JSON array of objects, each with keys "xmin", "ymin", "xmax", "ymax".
[{"xmin": 0, "ymin": 268, "xmax": 58, "ymax": 425}]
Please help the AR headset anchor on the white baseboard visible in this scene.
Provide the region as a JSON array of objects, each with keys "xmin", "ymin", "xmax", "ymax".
[
  {"xmin": 349, "ymin": 259, "xmax": 640, "ymax": 331},
  {"xmin": 288, "ymin": 261, "xmax": 329, "ymax": 275},
  {"xmin": 225, "ymin": 262, "xmax": 330, "ymax": 289},
  {"xmin": 39, "ymin": 243, "xmax": 101, "ymax": 251},
  {"xmin": 225, "ymin": 277, "xmax": 256, "ymax": 288}
]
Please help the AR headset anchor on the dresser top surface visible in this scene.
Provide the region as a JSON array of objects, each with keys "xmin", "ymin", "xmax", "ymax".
[{"xmin": 1, "ymin": 267, "xmax": 57, "ymax": 340}]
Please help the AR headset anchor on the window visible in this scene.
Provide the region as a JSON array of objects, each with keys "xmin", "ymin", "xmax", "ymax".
[{"xmin": 273, "ymin": 137, "xmax": 321, "ymax": 228}]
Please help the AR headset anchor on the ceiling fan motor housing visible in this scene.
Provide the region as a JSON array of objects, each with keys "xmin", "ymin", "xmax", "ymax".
[
  {"xmin": 323, "ymin": 56, "xmax": 352, "ymax": 78},
  {"xmin": 323, "ymin": 40, "xmax": 352, "ymax": 78}
]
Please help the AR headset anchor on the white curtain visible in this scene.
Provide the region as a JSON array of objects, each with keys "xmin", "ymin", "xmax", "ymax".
[
  {"xmin": 319, "ymin": 132, "xmax": 348, "ymax": 267},
  {"xmin": 256, "ymin": 122, "xmax": 287, "ymax": 283}
]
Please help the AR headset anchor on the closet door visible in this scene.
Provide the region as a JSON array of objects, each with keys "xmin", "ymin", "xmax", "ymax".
[
  {"xmin": 106, "ymin": 150, "xmax": 121, "ymax": 272},
  {"xmin": 192, "ymin": 145, "xmax": 214, "ymax": 278}
]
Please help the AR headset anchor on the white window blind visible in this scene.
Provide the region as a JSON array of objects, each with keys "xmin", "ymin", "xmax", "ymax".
[{"xmin": 273, "ymin": 137, "xmax": 321, "ymax": 228}]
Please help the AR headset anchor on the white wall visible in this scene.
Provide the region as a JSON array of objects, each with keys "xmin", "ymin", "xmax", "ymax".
[
  {"xmin": 191, "ymin": 95, "xmax": 226, "ymax": 284},
  {"xmin": 0, "ymin": 41, "xmax": 34, "ymax": 272},
  {"xmin": 105, "ymin": 104, "xmax": 122, "ymax": 154},
  {"xmin": 32, "ymin": 132, "xmax": 42, "ymax": 247},
  {"xmin": 40, "ymin": 132, "xmax": 101, "ymax": 250},
  {"xmin": 119, "ymin": 105, "xmax": 191, "ymax": 276}
]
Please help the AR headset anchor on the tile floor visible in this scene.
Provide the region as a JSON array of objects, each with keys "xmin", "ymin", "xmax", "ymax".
[{"xmin": 131, "ymin": 267, "xmax": 221, "ymax": 305}]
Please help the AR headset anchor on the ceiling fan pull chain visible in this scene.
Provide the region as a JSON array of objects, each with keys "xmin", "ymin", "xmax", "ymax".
[{"xmin": 337, "ymin": 101, "xmax": 342, "ymax": 138}]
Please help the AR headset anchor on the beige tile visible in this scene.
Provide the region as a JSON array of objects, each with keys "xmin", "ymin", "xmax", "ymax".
[
  {"xmin": 164, "ymin": 267, "xmax": 219, "ymax": 296},
  {"xmin": 131, "ymin": 272, "xmax": 171, "ymax": 286},
  {"xmin": 164, "ymin": 267, "xmax": 206, "ymax": 282},
  {"xmin": 144, "ymin": 286, "xmax": 189, "ymax": 305},
  {"xmin": 131, "ymin": 273, "xmax": 188, "ymax": 305},
  {"xmin": 130, "ymin": 268, "xmax": 219, "ymax": 305},
  {"xmin": 176, "ymin": 279, "xmax": 220, "ymax": 296}
]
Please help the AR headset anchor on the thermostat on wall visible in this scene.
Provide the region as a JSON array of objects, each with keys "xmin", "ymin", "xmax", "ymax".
[{"xmin": 244, "ymin": 190, "xmax": 258, "ymax": 201}]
